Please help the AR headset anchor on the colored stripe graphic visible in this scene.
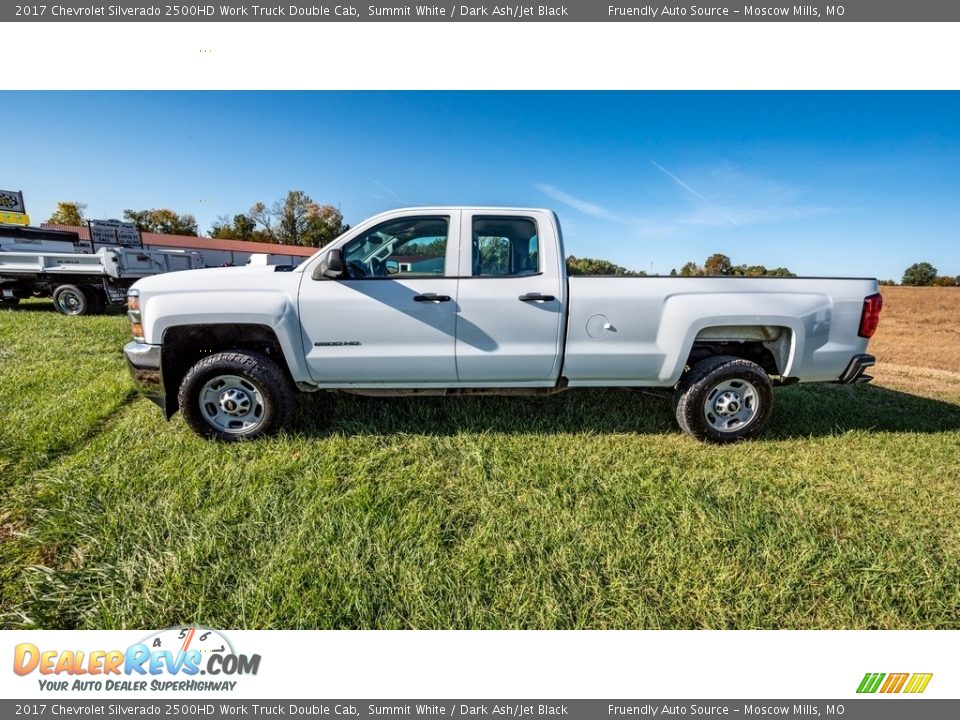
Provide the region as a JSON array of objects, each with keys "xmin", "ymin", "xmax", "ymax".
[
  {"xmin": 857, "ymin": 673, "xmax": 885, "ymax": 693},
  {"xmin": 904, "ymin": 673, "xmax": 934, "ymax": 694},
  {"xmin": 880, "ymin": 673, "xmax": 909, "ymax": 693},
  {"xmin": 857, "ymin": 672, "xmax": 932, "ymax": 694}
]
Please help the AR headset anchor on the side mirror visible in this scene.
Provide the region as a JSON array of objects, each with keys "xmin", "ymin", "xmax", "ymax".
[
  {"xmin": 312, "ymin": 248, "xmax": 344, "ymax": 280},
  {"xmin": 385, "ymin": 259, "xmax": 399, "ymax": 275}
]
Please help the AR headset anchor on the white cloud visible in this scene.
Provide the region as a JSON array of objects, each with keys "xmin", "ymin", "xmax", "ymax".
[
  {"xmin": 534, "ymin": 183, "xmax": 625, "ymax": 222},
  {"xmin": 366, "ymin": 176, "xmax": 402, "ymax": 203},
  {"xmin": 649, "ymin": 161, "xmax": 739, "ymax": 226},
  {"xmin": 536, "ymin": 165, "xmax": 847, "ymax": 243}
]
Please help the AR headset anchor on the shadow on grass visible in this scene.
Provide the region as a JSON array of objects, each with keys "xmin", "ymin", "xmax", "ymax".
[
  {"xmin": 0, "ymin": 300, "xmax": 125, "ymax": 315},
  {"xmin": 288, "ymin": 383, "xmax": 960, "ymax": 440}
]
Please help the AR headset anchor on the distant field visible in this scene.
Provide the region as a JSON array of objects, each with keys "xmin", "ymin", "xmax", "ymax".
[
  {"xmin": 870, "ymin": 286, "xmax": 960, "ymax": 398},
  {"xmin": 1, "ymin": 290, "xmax": 958, "ymax": 630}
]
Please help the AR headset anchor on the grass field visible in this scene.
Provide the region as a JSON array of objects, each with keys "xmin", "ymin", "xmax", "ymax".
[{"xmin": 1, "ymin": 286, "xmax": 958, "ymax": 629}]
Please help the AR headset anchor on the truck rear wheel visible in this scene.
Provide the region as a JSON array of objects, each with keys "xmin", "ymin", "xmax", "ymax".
[
  {"xmin": 52, "ymin": 284, "xmax": 93, "ymax": 316},
  {"xmin": 673, "ymin": 355, "xmax": 773, "ymax": 443},
  {"xmin": 178, "ymin": 350, "xmax": 296, "ymax": 441}
]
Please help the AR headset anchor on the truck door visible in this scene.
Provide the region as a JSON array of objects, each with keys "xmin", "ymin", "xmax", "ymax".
[
  {"xmin": 298, "ymin": 213, "xmax": 460, "ymax": 384},
  {"xmin": 454, "ymin": 212, "xmax": 565, "ymax": 384}
]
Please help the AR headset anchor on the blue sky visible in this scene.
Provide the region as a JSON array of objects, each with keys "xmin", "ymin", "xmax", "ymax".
[{"xmin": 2, "ymin": 91, "xmax": 958, "ymax": 279}]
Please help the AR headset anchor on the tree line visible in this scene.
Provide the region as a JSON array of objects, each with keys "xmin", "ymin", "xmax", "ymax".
[
  {"xmin": 670, "ymin": 253, "xmax": 795, "ymax": 278},
  {"xmin": 565, "ymin": 252, "xmax": 796, "ymax": 277},
  {"xmin": 45, "ymin": 190, "xmax": 350, "ymax": 249},
  {"xmin": 892, "ymin": 262, "xmax": 960, "ymax": 287}
]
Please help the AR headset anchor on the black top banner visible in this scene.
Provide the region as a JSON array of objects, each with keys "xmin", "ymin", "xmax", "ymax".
[
  {"xmin": 2, "ymin": 700, "xmax": 960, "ymax": 720},
  {"xmin": 5, "ymin": 0, "xmax": 960, "ymax": 22}
]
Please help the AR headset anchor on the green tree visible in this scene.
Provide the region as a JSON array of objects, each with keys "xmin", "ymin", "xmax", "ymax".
[
  {"xmin": 250, "ymin": 191, "xmax": 349, "ymax": 248},
  {"xmin": 679, "ymin": 261, "xmax": 702, "ymax": 277},
  {"xmin": 704, "ymin": 253, "xmax": 733, "ymax": 275},
  {"xmin": 403, "ymin": 238, "xmax": 447, "ymax": 257},
  {"xmin": 123, "ymin": 208, "xmax": 199, "ymax": 236},
  {"xmin": 902, "ymin": 262, "xmax": 938, "ymax": 286},
  {"xmin": 678, "ymin": 255, "xmax": 794, "ymax": 277},
  {"xmin": 766, "ymin": 267, "xmax": 797, "ymax": 278},
  {"xmin": 932, "ymin": 275, "xmax": 957, "ymax": 287},
  {"xmin": 210, "ymin": 213, "xmax": 262, "ymax": 241},
  {"xmin": 566, "ymin": 256, "xmax": 643, "ymax": 276},
  {"xmin": 46, "ymin": 201, "xmax": 87, "ymax": 226}
]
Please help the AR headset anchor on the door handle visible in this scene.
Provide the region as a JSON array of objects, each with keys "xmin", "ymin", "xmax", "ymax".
[
  {"xmin": 518, "ymin": 293, "xmax": 556, "ymax": 302},
  {"xmin": 413, "ymin": 293, "xmax": 452, "ymax": 303}
]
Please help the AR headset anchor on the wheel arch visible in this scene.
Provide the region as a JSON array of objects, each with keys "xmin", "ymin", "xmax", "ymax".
[
  {"xmin": 668, "ymin": 320, "xmax": 801, "ymax": 385},
  {"xmin": 160, "ymin": 323, "xmax": 297, "ymax": 419}
]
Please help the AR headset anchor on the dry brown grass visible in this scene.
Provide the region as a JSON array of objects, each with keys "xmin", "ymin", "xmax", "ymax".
[{"xmin": 870, "ymin": 286, "xmax": 960, "ymax": 399}]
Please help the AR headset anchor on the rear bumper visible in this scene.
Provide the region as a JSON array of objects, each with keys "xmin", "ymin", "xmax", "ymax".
[
  {"xmin": 123, "ymin": 341, "xmax": 165, "ymax": 409},
  {"xmin": 838, "ymin": 353, "xmax": 876, "ymax": 384}
]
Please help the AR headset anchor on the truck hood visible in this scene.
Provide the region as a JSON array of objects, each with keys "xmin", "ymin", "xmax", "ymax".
[{"xmin": 132, "ymin": 264, "xmax": 299, "ymax": 294}]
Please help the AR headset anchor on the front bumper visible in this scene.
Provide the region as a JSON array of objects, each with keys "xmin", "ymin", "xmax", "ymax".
[
  {"xmin": 123, "ymin": 341, "xmax": 165, "ymax": 409},
  {"xmin": 838, "ymin": 353, "xmax": 876, "ymax": 384}
]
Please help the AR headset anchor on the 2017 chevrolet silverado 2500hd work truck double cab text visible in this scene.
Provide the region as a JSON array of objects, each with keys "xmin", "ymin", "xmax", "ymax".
[{"xmin": 122, "ymin": 207, "xmax": 882, "ymax": 443}]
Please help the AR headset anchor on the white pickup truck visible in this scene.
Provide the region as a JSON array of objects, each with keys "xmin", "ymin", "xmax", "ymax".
[{"xmin": 123, "ymin": 207, "xmax": 882, "ymax": 443}]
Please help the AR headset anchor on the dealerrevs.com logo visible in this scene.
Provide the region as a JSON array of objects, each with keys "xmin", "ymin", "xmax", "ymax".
[{"xmin": 13, "ymin": 627, "xmax": 260, "ymax": 693}]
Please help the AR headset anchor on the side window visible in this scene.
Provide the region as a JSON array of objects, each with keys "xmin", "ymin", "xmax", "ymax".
[
  {"xmin": 472, "ymin": 216, "xmax": 539, "ymax": 277},
  {"xmin": 342, "ymin": 216, "xmax": 449, "ymax": 279}
]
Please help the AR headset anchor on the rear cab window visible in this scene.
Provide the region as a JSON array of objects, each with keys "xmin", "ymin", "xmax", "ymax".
[{"xmin": 471, "ymin": 216, "xmax": 540, "ymax": 277}]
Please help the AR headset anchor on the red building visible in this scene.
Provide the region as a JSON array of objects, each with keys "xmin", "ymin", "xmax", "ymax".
[{"xmin": 41, "ymin": 224, "xmax": 318, "ymax": 268}]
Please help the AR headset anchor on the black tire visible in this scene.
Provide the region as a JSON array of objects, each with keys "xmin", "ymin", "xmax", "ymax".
[
  {"xmin": 84, "ymin": 287, "xmax": 106, "ymax": 315},
  {"xmin": 673, "ymin": 355, "xmax": 773, "ymax": 443},
  {"xmin": 178, "ymin": 350, "xmax": 296, "ymax": 441},
  {"xmin": 52, "ymin": 284, "xmax": 92, "ymax": 316}
]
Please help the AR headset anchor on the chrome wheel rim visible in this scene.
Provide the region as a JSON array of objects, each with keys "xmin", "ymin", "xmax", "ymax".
[
  {"xmin": 199, "ymin": 374, "xmax": 266, "ymax": 434},
  {"xmin": 56, "ymin": 290, "xmax": 84, "ymax": 315},
  {"xmin": 703, "ymin": 378, "xmax": 759, "ymax": 433}
]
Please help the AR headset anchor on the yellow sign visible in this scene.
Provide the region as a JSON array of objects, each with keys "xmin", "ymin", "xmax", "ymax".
[{"xmin": 0, "ymin": 211, "xmax": 30, "ymax": 226}]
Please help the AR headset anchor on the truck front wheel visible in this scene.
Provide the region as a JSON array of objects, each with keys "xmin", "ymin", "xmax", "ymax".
[
  {"xmin": 178, "ymin": 351, "xmax": 296, "ymax": 441},
  {"xmin": 673, "ymin": 356, "xmax": 773, "ymax": 443}
]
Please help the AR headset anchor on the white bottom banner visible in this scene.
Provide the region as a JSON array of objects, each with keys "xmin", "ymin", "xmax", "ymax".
[{"xmin": 3, "ymin": 630, "xmax": 953, "ymax": 699}]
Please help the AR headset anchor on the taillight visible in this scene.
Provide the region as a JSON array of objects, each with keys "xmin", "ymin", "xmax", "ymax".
[{"xmin": 858, "ymin": 293, "xmax": 883, "ymax": 338}]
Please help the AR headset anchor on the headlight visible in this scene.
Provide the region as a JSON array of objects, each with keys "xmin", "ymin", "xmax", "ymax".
[{"xmin": 127, "ymin": 289, "xmax": 144, "ymax": 341}]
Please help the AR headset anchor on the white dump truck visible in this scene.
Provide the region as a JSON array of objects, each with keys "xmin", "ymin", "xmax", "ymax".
[
  {"xmin": 123, "ymin": 207, "xmax": 882, "ymax": 443},
  {"xmin": 0, "ymin": 225, "xmax": 202, "ymax": 315}
]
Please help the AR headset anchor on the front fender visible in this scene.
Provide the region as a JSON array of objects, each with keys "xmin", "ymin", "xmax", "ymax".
[{"xmin": 143, "ymin": 290, "xmax": 312, "ymax": 384}]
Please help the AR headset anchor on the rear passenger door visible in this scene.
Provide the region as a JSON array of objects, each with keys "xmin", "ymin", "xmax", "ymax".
[{"xmin": 454, "ymin": 213, "xmax": 565, "ymax": 384}]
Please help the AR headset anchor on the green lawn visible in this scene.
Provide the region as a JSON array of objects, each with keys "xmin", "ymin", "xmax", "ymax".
[{"xmin": 1, "ymin": 300, "xmax": 959, "ymax": 629}]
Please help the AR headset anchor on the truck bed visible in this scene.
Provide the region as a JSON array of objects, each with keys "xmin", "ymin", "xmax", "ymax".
[{"xmin": 564, "ymin": 275, "xmax": 878, "ymax": 386}]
